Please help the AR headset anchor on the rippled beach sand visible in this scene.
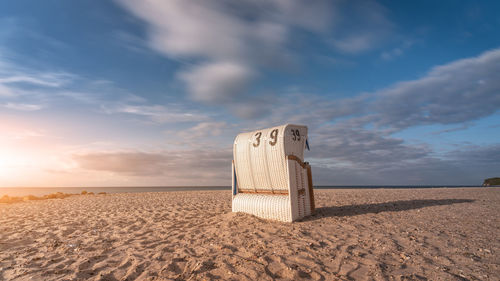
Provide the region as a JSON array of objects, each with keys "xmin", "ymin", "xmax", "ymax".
[{"xmin": 0, "ymin": 188, "xmax": 499, "ymax": 280}]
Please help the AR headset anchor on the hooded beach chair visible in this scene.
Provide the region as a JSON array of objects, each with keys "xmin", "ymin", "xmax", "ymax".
[{"xmin": 232, "ymin": 124, "xmax": 315, "ymax": 222}]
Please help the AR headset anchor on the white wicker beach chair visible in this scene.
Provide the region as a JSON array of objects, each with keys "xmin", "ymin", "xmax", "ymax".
[{"xmin": 232, "ymin": 124, "xmax": 315, "ymax": 222}]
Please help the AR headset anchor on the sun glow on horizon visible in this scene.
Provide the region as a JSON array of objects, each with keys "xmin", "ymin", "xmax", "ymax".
[{"xmin": 0, "ymin": 120, "xmax": 68, "ymax": 186}]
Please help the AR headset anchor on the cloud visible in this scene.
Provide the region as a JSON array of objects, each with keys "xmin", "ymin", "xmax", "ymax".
[
  {"xmin": 381, "ymin": 144, "xmax": 500, "ymax": 185},
  {"xmin": 115, "ymin": 0, "xmax": 334, "ymax": 104},
  {"xmin": 0, "ymin": 53, "xmax": 76, "ymax": 101},
  {"xmin": 380, "ymin": 48, "xmax": 403, "ymax": 60},
  {"xmin": 115, "ymin": 0, "xmax": 332, "ymax": 61},
  {"xmin": 380, "ymin": 40, "xmax": 415, "ymax": 60},
  {"xmin": 281, "ymin": 48, "xmax": 500, "ymax": 184},
  {"xmin": 0, "ymin": 49, "xmax": 213, "ymax": 131},
  {"xmin": 0, "ymin": 74, "xmax": 68, "ymax": 88},
  {"xmin": 329, "ymin": 0, "xmax": 393, "ymax": 54},
  {"xmin": 373, "ymin": 48, "xmax": 500, "ymax": 129},
  {"xmin": 179, "ymin": 61, "xmax": 255, "ymax": 103},
  {"xmin": 331, "ymin": 34, "xmax": 382, "ymax": 54},
  {"xmin": 0, "ymin": 71, "xmax": 73, "ymax": 98},
  {"xmin": 310, "ymin": 141, "xmax": 500, "ymax": 186},
  {"xmin": 74, "ymin": 152, "xmax": 170, "ymax": 176},
  {"xmin": 0, "ymin": 53, "xmax": 73, "ymax": 93},
  {"xmin": 218, "ymin": 48, "xmax": 500, "ymax": 185},
  {"xmin": 177, "ymin": 121, "xmax": 230, "ymax": 140},
  {"xmin": 101, "ymin": 104, "xmax": 208, "ymax": 123},
  {"xmin": 154, "ymin": 47, "xmax": 500, "ymax": 184},
  {"xmin": 2, "ymin": 102, "xmax": 44, "ymax": 111},
  {"xmin": 307, "ymin": 124, "xmax": 430, "ymax": 167},
  {"xmin": 449, "ymin": 144, "xmax": 500, "ymax": 166},
  {"xmin": 248, "ymin": 48, "xmax": 497, "ymax": 134},
  {"xmin": 430, "ymin": 123, "xmax": 473, "ymax": 135},
  {"xmin": 300, "ymin": 121, "xmax": 433, "ymax": 185},
  {"xmin": 0, "ymin": 83, "xmax": 15, "ymax": 97},
  {"xmin": 224, "ymin": 91, "xmax": 366, "ymax": 128},
  {"xmin": 115, "ymin": 0, "xmax": 398, "ymax": 111},
  {"xmin": 3, "ymin": 129, "xmax": 45, "ymax": 140},
  {"xmin": 71, "ymin": 142, "xmax": 500, "ymax": 186},
  {"xmin": 113, "ymin": 30, "xmax": 151, "ymax": 55},
  {"xmin": 73, "ymin": 149, "xmax": 232, "ymax": 182}
]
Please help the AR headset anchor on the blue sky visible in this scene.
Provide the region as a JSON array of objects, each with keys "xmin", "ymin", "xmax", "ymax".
[{"xmin": 0, "ymin": 0, "xmax": 499, "ymax": 187}]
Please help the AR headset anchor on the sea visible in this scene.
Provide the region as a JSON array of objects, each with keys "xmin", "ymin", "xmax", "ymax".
[{"xmin": 0, "ymin": 185, "xmax": 485, "ymax": 197}]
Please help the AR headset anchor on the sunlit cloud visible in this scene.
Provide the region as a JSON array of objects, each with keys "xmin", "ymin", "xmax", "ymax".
[
  {"xmin": 115, "ymin": 0, "xmax": 334, "ymax": 105},
  {"xmin": 72, "ymin": 149, "xmax": 232, "ymax": 183},
  {"xmin": 0, "ymin": 54, "xmax": 76, "ymax": 102},
  {"xmin": 373, "ymin": 48, "xmax": 500, "ymax": 128},
  {"xmin": 178, "ymin": 61, "xmax": 255, "ymax": 103},
  {"xmin": 2, "ymin": 102, "xmax": 44, "ymax": 111},
  {"xmin": 101, "ymin": 104, "xmax": 208, "ymax": 123},
  {"xmin": 0, "ymin": 74, "xmax": 67, "ymax": 88},
  {"xmin": 177, "ymin": 121, "xmax": 230, "ymax": 139}
]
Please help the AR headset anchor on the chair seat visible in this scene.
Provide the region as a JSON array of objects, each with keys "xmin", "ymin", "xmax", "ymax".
[{"xmin": 232, "ymin": 193, "xmax": 292, "ymax": 222}]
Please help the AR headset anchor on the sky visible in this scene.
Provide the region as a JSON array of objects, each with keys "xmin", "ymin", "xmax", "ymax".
[{"xmin": 0, "ymin": 0, "xmax": 499, "ymax": 187}]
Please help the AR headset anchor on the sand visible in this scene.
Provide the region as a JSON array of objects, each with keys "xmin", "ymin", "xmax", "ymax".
[{"xmin": 0, "ymin": 188, "xmax": 499, "ymax": 281}]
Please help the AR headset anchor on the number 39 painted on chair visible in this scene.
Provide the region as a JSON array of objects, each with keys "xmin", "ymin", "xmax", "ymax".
[{"xmin": 252, "ymin": 128, "xmax": 302, "ymax": 147}]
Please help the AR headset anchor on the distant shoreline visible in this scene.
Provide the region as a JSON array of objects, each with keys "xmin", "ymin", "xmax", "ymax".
[
  {"xmin": 0, "ymin": 185, "xmax": 488, "ymax": 188},
  {"xmin": 0, "ymin": 185, "xmax": 490, "ymax": 197}
]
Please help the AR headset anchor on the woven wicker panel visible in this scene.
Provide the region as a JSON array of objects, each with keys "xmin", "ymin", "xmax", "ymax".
[{"xmin": 232, "ymin": 194, "xmax": 292, "ymax": 222}]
